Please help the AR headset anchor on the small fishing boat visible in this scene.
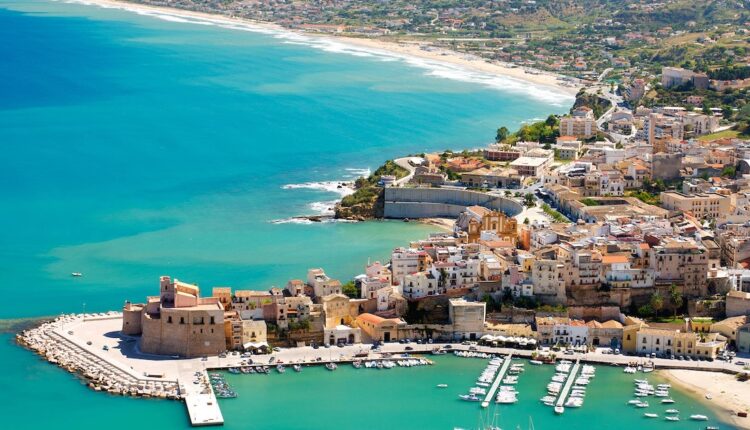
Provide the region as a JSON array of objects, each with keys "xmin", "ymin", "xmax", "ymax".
[
  {"xmin": 276, "ymin": 364, "xmax": 286, "ymax": 374},
  {"xmin": 352, "ymin": 360, "xmax": 362, "ymax": 369},
  {"xmin": 325, "ymin": 363, "xmax": 337, "ymax": 371},
  {"xmin": 627, "ymin": 399, "xmax": 641, "ymax": 405},
  {"xmin": 71, "ymin": 272, "xmax": 83, "ymax": 277},
  {"xmin": 665, "ymin": 416, "xmax": 680, "ymax": 422},
  {"xmin": 635, "ymin": 401, "xmax": 649, "ymax": 408},
  {"xmin": 554, "ymin": 406, "xmax": 564, "ymax": 414},
  {"xmin": 705, "ymin": 393, "xmax": 713, "ymax": 400},
  {"xmin": 437, "ymin": 384, "xmax": 448, "ymax": 388},
  {"xmin": 644, "ymin": 413, "xmax": 658, "ymax": 418},
  {"xmin": 661, "ymin": 398, "xmax": 675, "ymax": 404},
  {"xmin": 690, "ymin": 415, "xmax": 709, "ymax": 421},
  {"xmin": 665, "ymin": 409, "xmax": 679, "ymax": 414},
  {"xmin": 293, "ymin": 364, "xmax": 302, "ymax": 372},
  {"xmin": 529, "ymin": 360, "xmax": 543, "ymax": 365}
]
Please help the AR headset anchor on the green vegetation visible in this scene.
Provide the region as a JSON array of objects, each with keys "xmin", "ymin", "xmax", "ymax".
[
  {"xmin": 287, "ymin": 318, "xmax": 311, "ymax": 332},
  {"xmin": 340, "ymin": 160, "xmax": 407, "ymax": 208},
  {"xmin": 650, "ymin": 291, "xmax": 665, "ymax": 319},
  {"xmin": 342, "ymin": 281, "xmax": 359, "ymax": 298},
  {"xmin": 541, "ymin": 203, "xmax": 568, "ymax": 223},
  {"xmin": 496, "ymin": 115, "xmax": 559, "ymax": 145},
  {"xmin": 625, "ymin": 190, "xmax": 660, "ymax": 206},
  {"xmin": 708, "ymin": 66, "xmax": 750, "ymax": 81},
  {"xmin": 580, "ymin": 198, "xmax": 600, "ymax": 206}
]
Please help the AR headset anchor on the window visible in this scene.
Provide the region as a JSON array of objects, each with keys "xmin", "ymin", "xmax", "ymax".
[
  {"xmin": 167, "ymin": 316, "xmax": 172, "ymax": 324},
  {"xmin": 180, "ymin": 317, "xmax": 185, "ymax": 324},
  {"xmin": 210, "ymin": 316, "xmax": 215, "ymax": 325}
]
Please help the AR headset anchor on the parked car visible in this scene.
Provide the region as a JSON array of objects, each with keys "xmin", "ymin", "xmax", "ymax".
[{"xmin": 405, "ymin": 346, "xmax": 413, "ymax": 351}]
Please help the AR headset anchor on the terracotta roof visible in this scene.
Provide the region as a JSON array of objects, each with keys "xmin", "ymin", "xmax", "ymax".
[{"xmin": 602, "ymin": 255, "xmax": 629, "ymax": 264}]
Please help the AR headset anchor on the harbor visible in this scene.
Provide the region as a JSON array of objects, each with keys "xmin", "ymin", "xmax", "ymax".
[
  {"xmin": 16, "ymin": 313, "xmax": 745, "ymax": 428},
  {"xmin": 482, "ymin": 354, "xmax": 512, "ymax": 408}
]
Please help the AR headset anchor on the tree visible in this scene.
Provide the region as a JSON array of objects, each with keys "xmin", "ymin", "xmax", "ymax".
[
  {"xmin": 523, "ymin": 217, "xmax": 530, "ymax": 225},
  {"xmin": 650, "ymin": 292, "xmax": 664, "ymax": 319},
  {"xmin": 722, "ymin": 105, "xmax": 734, "ymax": 120},
  {"xmin": 524, "ymin": 193, "xmax": 536, "ymax": 207},
  {"xmin": 341, "ymin": 281, "xmax": 358, "ymax": 298},
  {"xmin": 669, "ymin": 283, "xmax": 683, "ymax": 318},
  {"xmin": 496, "ymin": 126, "xmax": 509, "ymax": 143}
]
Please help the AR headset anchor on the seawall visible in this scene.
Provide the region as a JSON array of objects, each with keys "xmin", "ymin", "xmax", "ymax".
[{"xmin": 383, "ymin": 187, "xmax": 523, "ymax": 219}]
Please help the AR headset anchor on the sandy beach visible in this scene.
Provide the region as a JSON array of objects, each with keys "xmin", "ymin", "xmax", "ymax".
[
  {"xmin": 660, "ymin": 369, "xmax": 750, "ymax": 429},
  {"xmin": 419, "ymin": 217, "xmax": 456, "ymax": 233},
  {"xmin": 69, "ymin": 0, "xmax": 580, "ymax": 97}
]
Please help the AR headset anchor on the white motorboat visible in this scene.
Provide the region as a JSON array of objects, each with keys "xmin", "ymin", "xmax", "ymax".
[
  {"xmin": 293, "ymin": 364, "xmax": 302, "ymax": 372},
  {"xmin": 71, "ymin": 272, "xmax": 83, "ymax": 277},
  {"xmin": 665, "ymin": 416, "xmax": 680, "ymax": 422},
  {"xmin": 635, "ymin": 401, "xmax": 649, "ymax": 408},
  {"xmin": 554, "ymin": 406, "xmax": 564, "ymax": 414},
  {"xmin": 529, "ymin": 360, "xmax": 543, "ymax": 365},
  {"xmin": 628, "ymin": 399, "xmax": 641, "ymax": 405},
  {"xmin": 459, "ymin": 394, "xmax": 482, "ymax": 402},
  {"xmin": 690, "ymin": 415, "xmax": 709, "ymax": 421},
  {"xmin": 437, "ymin": 384, "xmax": 448, "ymax": 388},
  {"xmin": 665, "ymin": 409, "xmax": 679, "ymax": 414},
  {"xmin": 644, "ymin": 413, "xmax": 658, "ymax": 418},
  {"xmin": 661, "ymin": 399, "xmax": 675, "ymax": 404},
  {"xmin": 325, "ymin": 362, "xmax": 337, "ymax": 371},
  {"xmin": 276, "ymin": 364, "xmax": 286, "ymax": 374}
]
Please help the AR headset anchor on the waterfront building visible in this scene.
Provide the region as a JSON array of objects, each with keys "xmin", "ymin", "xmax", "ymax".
[
  {"xmin": 354, "ymin": 313, "xmax": 407, "ymax": 342},
  {"xmin": 449, "ymin": 298, "xmax": 486, "ymax": 341},
  {"xmin": 307, "ymin": 268, "xmax": 343, "ymax": 298},
  {"xmin": 122, "ymin": 276, "xmax": 226, "ymax": 358}
]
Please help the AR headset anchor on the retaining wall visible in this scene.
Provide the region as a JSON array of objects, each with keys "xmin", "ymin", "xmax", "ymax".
[{"xmin": 383, "ymin": 187, "xmax": 523, "ymax": 219}]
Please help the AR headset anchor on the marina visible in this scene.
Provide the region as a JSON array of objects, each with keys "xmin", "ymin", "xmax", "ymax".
[
  {"xmin": 16, "ymin": 313, "xmax": 738, "ymax": 428},
  {"xmin": 482, "ymin": 354, "xmax": 513, "ymax": 408},
  {"xmin": 554, "ymin": 360, "xmax": 581, "ymax": 415}
]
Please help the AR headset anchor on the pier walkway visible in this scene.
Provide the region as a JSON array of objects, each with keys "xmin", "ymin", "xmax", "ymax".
[
  {"xmin": 481, "ymin": 354, "xmax": 512, "ymax": 408},
  {"xmin": 554, "ymin": 360, "xmax": 581, "ymax": 414},
  {"xmin": 182, "ymin": 370, "xmax": 224, "ymax": 427}
]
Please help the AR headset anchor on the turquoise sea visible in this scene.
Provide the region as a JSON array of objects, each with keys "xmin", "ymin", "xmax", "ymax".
[{"xmin": 0, "ymin": 1, "xmax": 733, "ymax": 428}]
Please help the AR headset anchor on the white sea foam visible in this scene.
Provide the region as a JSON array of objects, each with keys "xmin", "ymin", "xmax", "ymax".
[
  {"xmin": 59, "ymin": 0, "xmax": 576, "ymax": 105},
  {"xmin": 281, "ymin": 181, "xmax": 355, "ymax": 197},
  {"xmin": 309, "ymin": 200, "xmax": 338, "ymax": 215},
  {"xmin": 344, "ymin": 167, "xmax": 371, "ymax": 178}
]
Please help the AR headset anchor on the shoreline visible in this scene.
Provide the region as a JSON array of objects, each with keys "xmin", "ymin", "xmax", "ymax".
[
  {"xmin": 659, "ymin": 369, "xmax": 750, "ymax": 430},
  {"xmin": 62, "ymin": 0, "xmax": 581, "ymax": 98}
]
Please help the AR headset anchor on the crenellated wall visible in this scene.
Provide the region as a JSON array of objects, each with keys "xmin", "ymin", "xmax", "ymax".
[{"xmin": 383, "ymin": 188, "xmax": 523, "ymax": 219}]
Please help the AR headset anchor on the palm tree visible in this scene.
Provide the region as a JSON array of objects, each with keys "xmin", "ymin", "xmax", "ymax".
[
  {"xmin": 650, "ymin": 292, "xmax": 664, "ymax": 319},
  {"xmin": 669, "ymin": 283, "xmax": 683, "ymax": 319}
]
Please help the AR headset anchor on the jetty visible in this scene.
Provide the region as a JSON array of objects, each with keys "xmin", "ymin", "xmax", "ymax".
[
  {"xmin": 183, "ymin": 370, "xmax": 224, "ymax": 427},
  {"xmin": 555, "ymin": 360, "xmax": 581, "ymax": 414},
  {"xmin": 481, "ymin": 354, "xmax": 513, "ymax": 408}
]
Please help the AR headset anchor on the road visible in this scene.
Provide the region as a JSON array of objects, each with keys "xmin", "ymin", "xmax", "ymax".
[{"xmin": 393, "ymin": 156, "xmax": 420, "ymax": 187}]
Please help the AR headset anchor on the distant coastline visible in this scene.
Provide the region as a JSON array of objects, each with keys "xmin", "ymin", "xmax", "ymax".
[{"xmin": 63, "ymin": 0, "xmax": 581, "ymax": 99}]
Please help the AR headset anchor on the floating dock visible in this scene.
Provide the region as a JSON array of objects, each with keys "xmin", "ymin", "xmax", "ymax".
[
  {"xmin": 554, "ymin": 360, "xmax": 581, "ymax": 414},
  {"xmin": 183, "ymin": 371, "xmax": 225, "ymax": 427},
  {"xmin": 481, "ymin": 354, "xmax": 513, "ymax": 408}
]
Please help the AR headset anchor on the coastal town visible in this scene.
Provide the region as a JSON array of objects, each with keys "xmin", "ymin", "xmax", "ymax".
[{"xmin": 10, "ymin": 1, "xmax": 750, "ymax": 430}]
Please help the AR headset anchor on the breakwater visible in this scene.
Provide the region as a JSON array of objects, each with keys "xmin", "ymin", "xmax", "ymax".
[{"xmin": 383, "ymin": 187, "xmax": 524, "ymax": 219}]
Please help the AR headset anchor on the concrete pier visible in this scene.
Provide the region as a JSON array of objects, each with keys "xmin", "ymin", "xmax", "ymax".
[
  {"xmin": 183, "ymin": 370, "xmax": 225, "ymax": 427},
  {"xmin": 481, "ymin": 354, "xmax": 512, "ymax": 408},
  {"xmin": 554, "ymin": 360, "xmax": 581, "ymax": 414}
]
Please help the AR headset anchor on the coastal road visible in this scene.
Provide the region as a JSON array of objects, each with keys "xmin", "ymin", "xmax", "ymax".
[{"xmin": 393, "ymin": 156, "xmax": 421, "ymax": 187}]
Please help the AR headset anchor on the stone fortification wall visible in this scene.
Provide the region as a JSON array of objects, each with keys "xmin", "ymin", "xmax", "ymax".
[{"xmin": 383, "ymin": 188, "xmax": 523, "ymax": 219}]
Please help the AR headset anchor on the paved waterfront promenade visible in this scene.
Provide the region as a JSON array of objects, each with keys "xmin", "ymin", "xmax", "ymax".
[{"xmin": 17, "ymin": 313, "xmax": 748, "ymax": 427}]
